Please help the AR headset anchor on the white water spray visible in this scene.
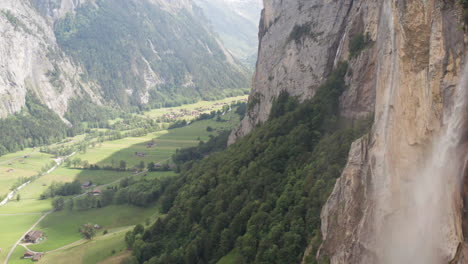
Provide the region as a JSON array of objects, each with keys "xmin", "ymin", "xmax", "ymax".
[{"xmin": 379, "ymin": 61, "xmax": 468, "ymax": 263}]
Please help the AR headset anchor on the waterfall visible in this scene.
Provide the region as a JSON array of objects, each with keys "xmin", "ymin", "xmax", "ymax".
[{"xmin": 379, "ymin": 60, "xmax": 468, "ymax": 263}]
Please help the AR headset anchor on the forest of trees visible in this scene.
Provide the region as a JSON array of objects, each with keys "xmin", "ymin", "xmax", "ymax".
[
  {"xmin": 123, "ymin": 62, "xmax": 372, "ymax": 264},
  {"xmin": 0, "ymin": 93, "xmax": 69, "ymax": 155}
]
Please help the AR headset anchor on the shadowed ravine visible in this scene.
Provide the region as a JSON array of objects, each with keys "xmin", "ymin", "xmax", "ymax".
[{"xmin": 379, "ymin": 60, "xmax": 468, "ymax": 263}]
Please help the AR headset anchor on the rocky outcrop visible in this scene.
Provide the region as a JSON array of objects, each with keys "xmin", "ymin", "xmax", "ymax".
[
  {"xmin": 0, "ymin": 0, "xmax": 100, "ymax": 119},
  {"xmin": 230, "ymin": 0, "xmax": 467, "ymax": 262},
  {"xmin": 31, "ymin": 0, "xmax": 91, "ymax": 20},
  {"xmin": 229, "ymin": 0, "xmax": 372, "ymax": 144},
  {"xmin": 321, "ymin": 1, "xmax": 467, "ymax": 263}
]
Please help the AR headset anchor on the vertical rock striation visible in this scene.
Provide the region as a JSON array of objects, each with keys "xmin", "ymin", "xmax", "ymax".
[
  {"xmin": 0, "ymin": 0, "xmax": 100, "ymax": 119},
  {"xmin": 231, "ymin": 0, "xmax": 467, "ymax": 262}
]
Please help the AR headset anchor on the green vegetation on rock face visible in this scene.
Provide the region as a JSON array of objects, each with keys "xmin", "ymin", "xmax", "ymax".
[
  {"xmin": 54, "ymin": 0, "xmax": 250, "ymax": 108},
  {"xmin": 349, "ymin": 32, "xmax": 372, "ymax": 58},
  {"xmin": 126, "ymin": 63, "xmax": 372, "ymax": 264},
  {"xmin": 0, "ymin": 93, "xmax": 68, "ymax": 155}
]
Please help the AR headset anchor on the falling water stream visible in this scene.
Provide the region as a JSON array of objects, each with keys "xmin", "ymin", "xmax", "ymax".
[{"xmin": 380, "ymin": 60, "xmax": 468, "ymax": 263}]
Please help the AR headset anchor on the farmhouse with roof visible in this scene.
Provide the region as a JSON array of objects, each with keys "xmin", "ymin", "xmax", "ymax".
[
  {"xmin": 24, "ymin": 251, "xmax": 43, "ymax": 261},
  {"xmin": 23, "ymin": 251, "xmax": 34, "ymax": 259},
  {"xmin": 24, "ymin": 230, "xmax": 43, "ymax": 243},
  {"xmin": 82, "ymin": 181, "xmax": 93, "ymax": 188}
]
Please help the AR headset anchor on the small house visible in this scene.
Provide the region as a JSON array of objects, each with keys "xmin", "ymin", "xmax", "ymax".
[
  {"xmin": 24, "ymin": 230, "xmax": 43, "ymax": 243},
  {"xmin": 32, "ymin": 253, "xmax": 43, "ymax": 261},
  {"xmin": 92, "ymin": 189, "xmax": 101, "ymax": 196},
  {"xmin": 23, "ymin": 251, "xmax": 34, "ymax": 259},
  {"xmin": 146, "ymin": 142, "xmax": 156, "ymax": 148},
  {"xmin": 94, "ymin": 224, "xmax": 101, "ymax": 229},
  {"xmin": 82, "ymin": 181, "xmax": 92, "ymax": 188}
]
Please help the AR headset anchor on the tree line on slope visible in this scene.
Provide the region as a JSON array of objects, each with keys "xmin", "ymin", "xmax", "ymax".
[
  {"xmin": 0, "ymin": 93, "xmax": 69, "ymax": 155},
  {"xmin": 122, "ymin": 62, "xmax": 372, "ymax": 264}
]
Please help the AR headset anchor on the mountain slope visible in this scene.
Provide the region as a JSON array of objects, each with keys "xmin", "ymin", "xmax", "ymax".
[
  {"xmin": 0, "ymin": 0, "xmax": 100, "ymax": 119},
  {"xmin": 53, "ymin": 0, "xmax": 251, "ymax": 108},
  {"xmin": 0, "ymin": 0, "xmax": 250, "ymax": 119},
  {"xmin": 227, "ymin": 0, "xmax": 467, "ymax": 263},
  {"xmin": 121, "ymin": 0, "xmax": 467, "ymax": 263},
  {"xmin": 194, "ymin": 0, "xmax": 262, "ymax": 66}
]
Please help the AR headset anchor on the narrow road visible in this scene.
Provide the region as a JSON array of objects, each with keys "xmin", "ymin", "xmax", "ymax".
[
  {"xmin": 3, "ymin": 210, "xmax": 52, "ymax": 264},
  {"xmin": 0, "ymin": 152, "xmax": 77, "ymax": 206}
]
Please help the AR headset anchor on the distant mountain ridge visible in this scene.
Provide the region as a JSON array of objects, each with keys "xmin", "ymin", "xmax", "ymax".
[
  {"xmin": 0, "ymin": 0, "xmax": 251, "ymax": 120},
  {"xmin": 194, "ymin": 0, "xmax": 263, "ymax": 67}
]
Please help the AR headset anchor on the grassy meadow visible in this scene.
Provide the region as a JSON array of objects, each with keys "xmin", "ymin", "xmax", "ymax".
[
  {"xmin": 0, "ymin": 150, "xmax": 55, "ymax": 198},
  {"xmin": 0, "ymin": 96, "xmax": 244, "ymax": 264},
  {"xmin": 141, "ymin": 95, "xmax": 247, "ymax": 120},
  {"xmin": 28, "ymin": 204, "xmax": 159, "ymax": 252}
]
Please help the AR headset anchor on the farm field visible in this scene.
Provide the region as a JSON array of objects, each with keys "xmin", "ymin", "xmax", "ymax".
[
  {"xmin": 141, "ymin": 95, "xmax": 247, "ymax": 120},
  {"xmin": 37, "ymin": 231, "xmax": 128, "ymax": 264},
  {"xmin": 28, "ymin": 204, "xmax": 159, "ymax": 252},
  {"xmin": 0, "ymin": 96, "xmax": 244, "ymax": 264},
  {"xmin": 74, "ymin": 115, "xmax": 240, "ymax": 170},
  {"xmin": 0, "ymin": 150, "xmax": 55, "ymax": 198}
]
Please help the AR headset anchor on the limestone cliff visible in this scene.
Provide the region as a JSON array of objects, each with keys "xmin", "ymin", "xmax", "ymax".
[
  {"xmin": 0, "ymin": 0, "xmax": 100, "ymax": 119},
  {"xmin": 230, "ymin": 0, "xmax": 467, "ymax": 263},
  {"xmin": 229, "ymin": 0, "xmax": 374, "ymax": 144}
]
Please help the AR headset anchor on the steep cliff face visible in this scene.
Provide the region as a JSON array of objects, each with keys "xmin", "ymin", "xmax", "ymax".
[
  {"xmin": 0, "ymin": 0, "xmax": 99, "ymax": 119},
  {"xmin": 229, "ymin": 0, "xmax": 371, "ymax": 144},
  {"xmin": 231, "ymin": 0, "xmax": 467, "ymax": 263},
  {"xmin": 319, "ymin": 0, "xmax": 467, "ymax": 263}
]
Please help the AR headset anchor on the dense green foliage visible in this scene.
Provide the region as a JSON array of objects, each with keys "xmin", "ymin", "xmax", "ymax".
[
  {"xmin": 80, "ymin": 223, "xmax": 97, "ymax": 240},
  {"xmin": 54, "ymin": 176, "xmax": 174, "ymax": 212},
  {"xmin": 349, "ymin": 32, "xmax": 371, "ymax": 58},
  {"xmin": 172, "ymin": 130, "xmax": 231, "ymax": 169},
  {"xmin": 126, "ymin": 63, "xmax": 371, "ymax": 264},
  {"xmin": 54, "ymin": 0, "xmax": 250, "ymax": 108},
  {"xmin": 40, "ymin": 180, "xmax": 82, "ymax": 200},
  {"xmin": 0, "ymin": 93, "xmax": 69, "ymax": 155},
  {"xmin": 289, "ymin": 23, "xmax": 312, "ymax": 45},
  {"xmin": 65, "ymin": 98, "xmax": 120, "ymax": 129}
]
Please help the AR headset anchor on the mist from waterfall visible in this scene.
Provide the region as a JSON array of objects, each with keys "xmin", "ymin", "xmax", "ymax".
[{"xmin": 379, "ymin": 60, "xmax": 468, "ymax": 264}]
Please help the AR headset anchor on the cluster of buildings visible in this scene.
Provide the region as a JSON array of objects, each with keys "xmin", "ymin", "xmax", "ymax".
[
  {"xmin": 23, "ymin": 251, "xmax": 43, "ymax": 261},
  {"xmin": 22, "ymin": 230, "xmax": 45, "ymax": 261}
]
